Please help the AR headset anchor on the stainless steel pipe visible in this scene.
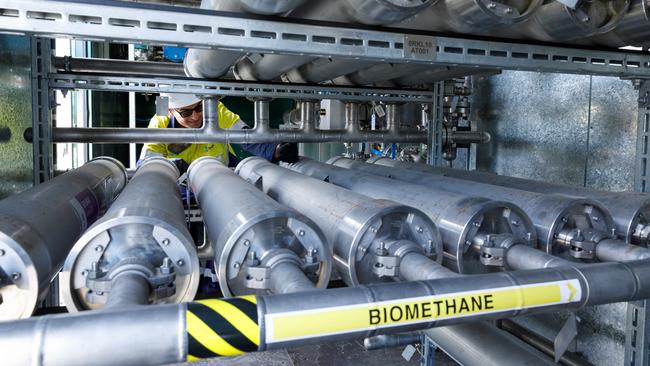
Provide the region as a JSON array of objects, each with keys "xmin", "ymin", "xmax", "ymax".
[
  {"xmin": 286, "ymin": 157, "xmax": 537, "ymax": 274},
  {"xmin": 236, "ymin": 157, "xmax": 445, "ymax": 286},
  {"xmin": 187, "ymin": 157, "xmax": 330, "ymax": 296},
  {"xmin": 374, "ymin": 158, "xmax": 650, "ymax": 247},
  {"xmin": 0, "ymin": 157, "xmax": 126, "ymax": 320},
  {"xmin": 234, "ymin": 0, "xmax": 436, "ymax": 82},
  {"xmin": 346, "ymin": 158, "xmax": 636, "ymax": 262},
  {"xmin": 183, "ymin": 0, "xmax": 307, "ymax": 79},
  {"xmin": 60, "ymin": 157, "xmax": 200, "ymax": 312},
  {"xmin": 53, "ymin": 56, "xmax": 186, "ymax": 77},
  {"xmin": 3, "ymin": 259, "xmax": 650, "ymax": 365}
]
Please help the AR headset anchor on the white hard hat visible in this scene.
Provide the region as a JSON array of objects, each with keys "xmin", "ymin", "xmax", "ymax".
[{"xmin": 161, "ymin": 93, "xmax": 201, "ymax": 109}]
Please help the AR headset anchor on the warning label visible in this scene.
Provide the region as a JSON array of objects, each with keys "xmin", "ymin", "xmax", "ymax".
[{"xmin": 265, "ymin": 279, "xmax": 581, "ymax": 343}]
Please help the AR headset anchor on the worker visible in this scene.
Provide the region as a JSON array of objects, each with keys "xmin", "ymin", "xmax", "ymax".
[{"xmin": 138, "ymin": 93, "xmax": 298, "ymax": 171}]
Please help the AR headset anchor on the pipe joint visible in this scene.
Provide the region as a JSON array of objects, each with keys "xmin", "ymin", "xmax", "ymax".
[{"xmin": 478, "ymin": 234, "xmax": 526, "ymax": 268}]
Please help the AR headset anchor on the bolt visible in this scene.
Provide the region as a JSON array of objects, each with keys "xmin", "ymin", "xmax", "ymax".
[
  {"xmin": 511, "ymin": 220, "xmax": 519, "ymax": 226},
  {"xmin": 243, "ymin": 240, "xmax": 250, "ymax": 247},
  {"xmin": 162, "ymin": 239, "xmax": 170, "ymax": 246},
  {"xmin": 81, "ymin": 270, "xmax": 88, "ymax": 277},
  {"xmin": 233, "ymin": 262, "xmax": 240, "ymax": 269},
  {"xmin": 94, "ymin": 245, "xmax": 103, "ymax": 252},
  {"xmin": 307, "ymin": 247, "xmax": 317, "ymax": 255},
  {"xmin": 97, "ymin": 291, "xmax": 104, "ymax": 296},
  {"xmin": 177, "ymin": 259, "xmax": 184, "ymax": 267},
  {"xmin": 562, "ymin": 217, "xmax": 568, "ymax": 223},
  {"xmin": 592, "ymin": 216, "xmax": 600, "ymax": 222},
  {"xmin": 299, "ymin": 230, "xmax": 305, "ymax": 237},
  {"xmin": 162, "ymin": 257, "xmax": 172, "ymax": 268},
  {"xmin": 11, "ymin": 272, "xmax": 20, "ymax": 281},
  {"xmin": 473, "ymin": 222, "xmax": 481, "ymax": 227},
  {"xmin": 91, "ymin": 261, "xmax": 99, "ymax": 272},
  {"xmin": 417, "ymin": 226, "xmax": 423, "ymax": 233},
  {"xmin": 611, "ymin": 228, "xmax": 617, "ymax": 237},
  {"xmin": 361, "ymin": 247, "xmax": 367, "ymax": 253},
  {"xmin": 0, "ymin": 249, "xmax": 4, "ymax": 256}
]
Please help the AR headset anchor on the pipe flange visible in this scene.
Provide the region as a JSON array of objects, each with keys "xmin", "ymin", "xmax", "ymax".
[
  {"xmin": 61, "ymin": 215, "xmax": 199, "ymax": 312},
  {"xmin": 0, "ymin": 218, "xmax": 41, "ymax": 320},
  {"xmin": 444, "ymin": 0, "xmax": 543, "ymax": 31},
  {"xmin": 342, "ymin": 202, "xmax": 443, "ymax": 286},
  {"xmin": 534, "ymin": 0, "xmax": 631, "ymax": 40}
]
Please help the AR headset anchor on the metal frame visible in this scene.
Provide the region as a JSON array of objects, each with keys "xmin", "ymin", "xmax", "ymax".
[
  {"xmin": 30, "ymin": 37, "xmax": 53, "ymax": 184},
  {"xmin": 627, "ymin": 80, "xmax": 650, "ymax": 366},
  {"xmin": 2, "ymin": 0, "xmax": 650, "ymax": 78},
  {"xmin": 427, "ymin": 82, "xmax": 444, "ymax": 167},
  {"xmin": 48, "ymin": 73, "xmax": 436, "ymax": 104}
]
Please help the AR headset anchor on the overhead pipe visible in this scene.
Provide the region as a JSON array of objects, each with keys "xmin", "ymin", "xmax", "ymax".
[
  {"xmin": 187, "ymin": 157, "xmax": 331, "ymax": 296},
  {"xmin": 395, "ymin": 0, "xmax": 543, "ymax": 34},
  {"xmin": 39, "ymin": 97, "xmax": 488, "ymax": 145},
  {"xmin": 286, "ymin": 157, "xmax": 542, "ymax": 274},
  {"xmin": 393, "ymin": 67, "xmax": 502, "ymax": 88},
  {"xmin": 233, "ymin": 0, "xmax": 437, "ymax": 82},
  {"xmin": 342, "ymin": 158, "xmax": 650, "ymax": 263},
  {"xmin": 53, "ymin": 56, "xmax": 186, "ymax": 77},
  {"xmin": 591, "ymin": 0, "xmax": 650, "ymax": 48},
  {"xmin": 236, "ymin": 157, "xmax": 446, "ymax": 286},
  {"xmin": 499, "ymin": 0, "xmax": 631, "ymax": 42},
  {"xmin": 372, "ymin": 158, "xmax": 650, "ymax": 247},
  {"xmin": 60, "ymin": 157, "xmax": 200, "ymax": 312},
  {"xmin": 0, "ymin": 157, "xmax": 126, "ymax": 320},
  {"xmin": 3, "ymin": 258, "xmax": 650, "ymax": 365},
  {"xmin": 183, "ymin": 0, "xmax": 308, "ymax": 79}
]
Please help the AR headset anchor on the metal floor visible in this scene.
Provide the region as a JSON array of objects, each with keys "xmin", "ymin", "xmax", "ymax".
[{"xmin": 179, "ymin": 339, "xmax": 459, "ymax": 366}]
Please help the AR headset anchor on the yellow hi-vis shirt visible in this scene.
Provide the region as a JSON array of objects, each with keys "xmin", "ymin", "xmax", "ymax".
[{"xmin": 140, "ymin": 102, "xmax": 241, "ymax": 165}]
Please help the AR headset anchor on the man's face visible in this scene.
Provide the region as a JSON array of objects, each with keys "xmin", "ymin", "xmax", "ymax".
[{"xmin": 171, "ymin": 101, "xmax": 203, "ymax": 128}]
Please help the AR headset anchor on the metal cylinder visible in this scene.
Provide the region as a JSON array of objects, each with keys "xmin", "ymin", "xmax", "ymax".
[
  {"xmin": 393, "ymin": 67, "xmax": 501, "ymax": 88},
  {"xmin": 334, "ymin": 64, "xmax": 431, "ymax": 86},
  {"xmin": 104, "ymin": 272, "xmax": 151, "ymax": 308},
  {"xmin": 364, "ymin": 332, "xmax": 422, "ymax": 350},
  {"xmin": 60, "ymin": 157, "xmax": 200, "ymax": 312},
  {"xmin": 396, "ymin": 0, "xmax": 542, "ymax": 34},
  {"xmin": 183, "ymin": 0, "xmax": 307, "ymax": 79},
  {"xmin": 287, "ymin": 157, "xmax": 537, "ymax": 274},
  {"xmin": 3, "ymin": 258, "xmax": 650, "ymax": 365},
  {"xmin": 233, "ymin": 0, "xmax": 436, "ymax": 81},
  {"xmin": 53, "ymin": 56, "xmax": 186, "ymax": 77},
  {"xmin": 374, "ymin": 158, "xmax": 650, "ymax": 247},
  {"xmin": 358, "ymin": 158, "xmax": 625, "ymax": 261},
  {"xmin": 187, "ymin": 157, "xmax": 330, "ymax": 296},
  {"xmin": 0, "ymin": 157, "xmax": 127, "ymax": 320},
  {"xmin": 236, "ymin": 157, "xmax": 444, "ymax": 286},
  {"xmin": 516, "ymin": 0, "xmax": 631, "ymax": 41}
]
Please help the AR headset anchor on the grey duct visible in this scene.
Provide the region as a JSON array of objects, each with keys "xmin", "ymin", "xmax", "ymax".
[
  {"xmin": 233, "ymin": 0, "xmax": 436, "ymax": 82},
  {"xmin": 0, "ymin": 157, "xmax": 127, "ymax": 320},
  {"xmin": 371, "ymin": 157, "xmax": 650, "ymax": 247},
  {"xmin": 183, "ymin": 0, "xmax": 308, "ymax": 79},
  {"xmin": 44, "ymin": 97, "xmax": 488, "ymax": 145},
  {"xmin": 335, "ymin": 157, "xmax": 650, "ymax": 263},
  {"xmin": 60, "ymin": 157, "xmax": 200, "ymax": 312},
  {"xmin": 3, "ymin": 258, "xmax": 650, "ymax": 365},
  {"xmin": 53, "ymin": 56, "xmax": 186, "ymax": 77},
  {"xmin": 285, "ymin": 157, "xmax": 542, "ymax": 274},
  {"xmin": 187, "ymin": 157, "xmax": 331, "ymax": 296},
  {"xmin": 235, "ymin": 156, "xmax": 446, "ymax": 286}
]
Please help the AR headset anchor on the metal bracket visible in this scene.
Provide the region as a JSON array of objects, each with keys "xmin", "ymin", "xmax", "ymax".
[
  {"xmin": 420, "ymin": 334, "xmax": 437, "ymax": 366},
  {"xmin": 244, "ymin": 266, "xmax": 270, "ymax": 290},
  {"xmin": 373, "ymin": 254, "xmax": 400, "ymax": 278},
  {"xmin": 554, "ymin": 313, "xmax": 579, "ymax": 363},
  {"xmin": 625, "ymin": 300, "xmax": 650, "ymax": 365},
  {"xmin": 480, "ymin": 245, "xmax": 507, "ymax": 267}
]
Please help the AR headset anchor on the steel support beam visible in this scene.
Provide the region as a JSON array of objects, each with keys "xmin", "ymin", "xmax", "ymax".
[{"xmin": 2, "ymin": 0, "xmax": 650, "ymax": 77}]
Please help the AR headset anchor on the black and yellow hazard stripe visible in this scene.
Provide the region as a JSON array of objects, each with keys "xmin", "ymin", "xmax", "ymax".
[{"xmin": 186, "ymin": 295, "xmax": 260, "ymax": 361}]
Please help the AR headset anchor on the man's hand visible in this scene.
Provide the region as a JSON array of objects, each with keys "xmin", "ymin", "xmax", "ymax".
[{"xmin": 273, "ymin": 143, "xmax": 299, "ymax": 163}]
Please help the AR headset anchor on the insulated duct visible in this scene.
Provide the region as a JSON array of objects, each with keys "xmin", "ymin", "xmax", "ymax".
[
  {"xmin": 2, "ymin": 259, "xmax": 650, "ymax": 365},
  {"xmin": 233, "ymin": 0, "xmax": 436, "ymax": 82},
  {"xmin": 60, "ymin": 157, "xmax": 200, "ymax": 312},
  {"xmin": 183, "ymin": 0, "xmax": 308, "ymax": 79},
  {"xmin": 286, "ymin": 158, "xmax": 539, "ymax": 274},
  {"xmin": 187, "ymin": 157, "xmax": 331, "ymax": 296},
  {"xmin": 371, "ymin": 158, "xmax": 650, "ymax": 247},
  {"xmin": 346, "ymin": 158, "xmax": 650, "ymax": 263},
  {"xmin": 236, "ymin": 157, "xmax": 445, "ymax": 286},
  {"xmin": 0, "ymin": 157, "xmax": 127, "ymax": 320}
]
